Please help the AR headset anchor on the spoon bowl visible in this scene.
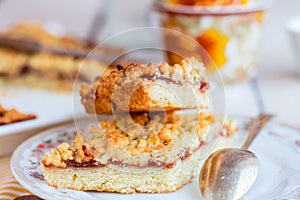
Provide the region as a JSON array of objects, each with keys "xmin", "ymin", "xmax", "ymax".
[
  {"xmin": 199, "ymin": 148, "xmax": 259, "ymax": 200},
  {"xmin": 199, "ymin": 114, "xmax": 273, "ymax": 200}
]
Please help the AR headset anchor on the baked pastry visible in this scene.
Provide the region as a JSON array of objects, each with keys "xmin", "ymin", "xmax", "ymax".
[
  {"xmin": 0, "ymin": 104, "xmax": 36, "ymax": 125},
  {"xmin": 41, "ymin": 112, "xmax": 236, "ymax": 193},
  {"xmin": 0, "ymin": 23, "xmax": 110, "ymax": 91},
  {"xmin": 42, "ymin": 56, "xmax": 234, "ymax": 193},
  {"xmin": 80, "ymin": 57, "xmax": 210, "ymax": 114}
]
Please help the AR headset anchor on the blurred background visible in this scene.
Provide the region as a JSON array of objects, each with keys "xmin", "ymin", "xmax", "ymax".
[{"xmin": 0, "ymin": 0, "xmax": 299, "ymax": 126}]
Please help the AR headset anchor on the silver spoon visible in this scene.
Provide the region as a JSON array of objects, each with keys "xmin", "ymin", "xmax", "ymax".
[{"xmin": 199, "ymin": 113, "xmax": 273, "ymax": 200}]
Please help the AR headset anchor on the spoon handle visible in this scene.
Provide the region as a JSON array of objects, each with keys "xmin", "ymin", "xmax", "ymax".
[{"xmin": 241, "ymin": 113, "xmax": 274, "ymax": 150}]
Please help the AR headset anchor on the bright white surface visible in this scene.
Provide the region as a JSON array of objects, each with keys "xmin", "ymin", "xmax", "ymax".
[
  {"xmin": 286, "ymin": 16, "xmax": 300, "ymax": 33},
  {"xmin": 257, "ymin": 0, "xmax": 300, "ymax": 126}
]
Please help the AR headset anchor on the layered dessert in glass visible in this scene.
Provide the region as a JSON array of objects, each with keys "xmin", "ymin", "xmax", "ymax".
[{"xmin": 154, "ymin": 0, "xmax": 270, "ymax": 83}]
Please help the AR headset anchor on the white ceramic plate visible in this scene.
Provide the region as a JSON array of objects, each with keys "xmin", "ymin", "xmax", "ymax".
[
  {"xmin": 0, "ymin": 86, "xmax": 86, "ymax": 137},
  {"xmin": 10, "ymin": 117, "xmax": 300, "ymax": 200}
]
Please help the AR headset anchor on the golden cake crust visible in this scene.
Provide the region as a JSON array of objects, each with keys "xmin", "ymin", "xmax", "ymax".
[{"xmin": 80, "ymin": 57, "xmax": 210, "ymax": 113}]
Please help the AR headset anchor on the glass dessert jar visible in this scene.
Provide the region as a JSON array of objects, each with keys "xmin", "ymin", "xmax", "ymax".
[{"xmin": 154, "ymin": 0, "xmax": 271, "ymax": 84}]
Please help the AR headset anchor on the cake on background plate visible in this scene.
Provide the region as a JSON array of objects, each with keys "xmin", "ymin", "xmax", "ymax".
[
  {"xmin": 0, "ymin": 104, "xmax": 36, "ymax": 125},
  {"xmin": 0, "ymin": 23, "xmax": 112, "ymax": 91}
]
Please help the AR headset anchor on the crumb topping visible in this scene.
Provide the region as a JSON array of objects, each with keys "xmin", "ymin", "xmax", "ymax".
[
  {"xmin": 41, "ymin": 112, "xmax": 236, "ymax": 168},
  {"xmin": 220, "ymin": 119, "xmax": 238, "ymax": 137},
  {"xmin": 42, "ymin": 143, "xmax": 73, "ymax": 168},
  {"xmin": 100, "ymin": 57, "xmax": 208, "ymax": 92}
]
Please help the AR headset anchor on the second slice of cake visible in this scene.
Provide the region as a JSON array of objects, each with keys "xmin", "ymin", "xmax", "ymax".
[{"xmin": 80, "ymin": 57, "xmax": 209, "ymax": 114}]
